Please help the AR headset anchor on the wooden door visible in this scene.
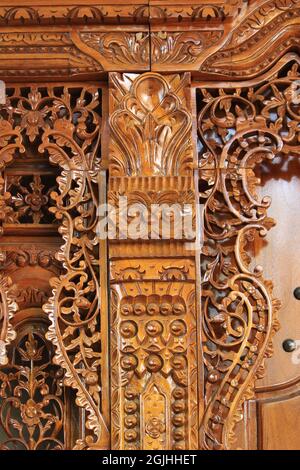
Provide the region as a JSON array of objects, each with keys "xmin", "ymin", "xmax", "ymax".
[{"xmin": 0, "ymin": 0, "xmax": 299, "ymax": 451}]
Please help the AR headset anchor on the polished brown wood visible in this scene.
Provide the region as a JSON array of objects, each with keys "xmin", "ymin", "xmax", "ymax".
[{"xmin": 0, "ymin": 0, "xmax": 299, "ymax": 451}]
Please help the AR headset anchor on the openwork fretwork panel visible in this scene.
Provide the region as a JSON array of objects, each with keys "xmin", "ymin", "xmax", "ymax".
[
  {"xmin": 0, "ymin": 324, "xmax": 68, "ymax": 450},
  {"xmin": 196, "ymin": 55, "xmax": 300, "ymax": 450},
  {"xmin": 0, "ymin": 83, "xmax": 108, "ymax": 450}
]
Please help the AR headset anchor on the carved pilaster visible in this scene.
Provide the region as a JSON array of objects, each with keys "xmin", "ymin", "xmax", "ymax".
[{"xmin": 108, "ymin": 72, "xmax": 199, "ymax": 450}]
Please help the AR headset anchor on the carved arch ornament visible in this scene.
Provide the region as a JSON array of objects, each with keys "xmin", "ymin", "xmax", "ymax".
[{"xmin": 0, "ymin": 0, "xmax": 299, "ymax": 452}]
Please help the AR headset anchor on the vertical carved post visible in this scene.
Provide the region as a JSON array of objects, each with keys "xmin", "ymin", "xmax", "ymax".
[
  {"xmin": 0, "ymin": 276, "xmax": 17, "ymax": 366},
  {"xmin": 108, "ymin": 72, "xmax": 199, "ymax": 450}
]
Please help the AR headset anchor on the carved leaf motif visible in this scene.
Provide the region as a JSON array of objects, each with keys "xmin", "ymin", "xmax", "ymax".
[
  {"xmin": 196, "ymin": 58, "xmax": 299, "ymax": 450},
  {"xmin": 110, "ymin": 73, "xmax": 193, "ymax": 177}
]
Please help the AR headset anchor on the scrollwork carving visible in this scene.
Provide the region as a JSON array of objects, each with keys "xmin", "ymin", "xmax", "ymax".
[
  {"xmin": 109, "ymin": 72, "xmax": 193, "ymax": 176},
  {"xmin": 0, "ymin": 83, "xmax": 108, "ymax": 449},
  {"xmin": 0, "ymin": 328, "xmax": 65, "ymax": 450},
  {"xmin": 196, "ymin": 57, "xmax": 300, "ymax": 449},
  {"xmin": 151, "ymin": 31, "xmax": 223, "ymax": 66}
]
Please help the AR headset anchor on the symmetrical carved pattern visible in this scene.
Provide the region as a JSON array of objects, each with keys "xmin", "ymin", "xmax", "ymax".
[
  {"xmin": 0, "ymin": 2, "xmax": 242, "ymax": 26},
  {"xmin": 109, "ymin": 72, "xmax": 193, "ymax": 176},
  {"xmin": 0, "ymin": 84, "xmax": 108, "ymax": 449},
  {"xmin": 0, "ymin": 4, "xmax": 150, "ymax": 25},
  {"xmin": 0, "ymin": 247, "xmax": 61, "ymax": 311},
  {"xmin": 0, "ymin": 1, "xmax": 298, "ymax": 76},
  {"xmin": 196, "ymin": 56, "xmax": 300, "ymax": 449},
  {"xmin": 109, "ymin": 72, "xmax": 198, "ymax": 450},
  {"xmin": 0, "ymin": 327, "xmax": 65, "ymax": 450},
  {"xmin": 110, "ymin": 261, "xmax": 198, "ymax": 450}
]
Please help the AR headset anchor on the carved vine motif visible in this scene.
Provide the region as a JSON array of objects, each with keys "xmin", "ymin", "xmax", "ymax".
[
  {"xmin": 0, "ymin": 85, "xmax": 108, "ymax": 449},
  {"xmin": 196, "ymin": 57, "xmax": 300, "ymax": 449},
  {"xmin": 80, "ymin": 32, "xmax": 150, "ymax": 67},
  {"xmin": 39, "ymin": 87, "xmax": 109, "ymax": 449},
  {"xmin": 0, "ymin": 328, "xmax": 65, "ymax": 450},
  {"xmin": 0, "ymin": 276, "xmax": 17, "ymax": 367},
  {"xmin": 109, "ymin": 72, "xmax": 193, "ymax": 176},
  {"xmin": 201, "ymin": 1, "xmax": 300, "ymax": 77}
]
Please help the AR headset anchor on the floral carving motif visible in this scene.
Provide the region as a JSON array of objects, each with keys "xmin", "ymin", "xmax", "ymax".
[
  {"xmin": 6, "ymin": 175, "xmax": 57, "ymax": 224},
  {"xmin": 0, "ymin": 329, "xmax": 65, "ymax": 450},
  {"xmin": 195, "ymin": 57, "xmax": 300, "ymax": 449},
  {"xmin": 40, "ymin": 85, "xmax": 110, "ymax": 449},
  {"xmin": 109, "ymin": 73, "xmax": 193, "ymax": 176},
  {"xmin": 0, "ymin": 276, "xmax": 17, "ymax": 366},
  {"xmin": 0, "ymin": 85, "xmax": 108, "ymax": 449},
  {"xmin": 145, "ymin": 417, "xmax": 165, "ymax": 439},
  {"xmin": 151, "ymin": 31, "xmax": 223, "ymax": 65},
  {"xmin": 80, "ymin": 32, "xmax": 150, "ymax": 66}
]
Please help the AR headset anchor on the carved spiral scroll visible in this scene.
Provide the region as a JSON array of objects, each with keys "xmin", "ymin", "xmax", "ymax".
[
  {"xmin": 40, "ymin": 87, "xmax": 109, "ymax": 449},
  {"xmin": 197, "ymin": 56, "xmax": 300, "ymax": 449},
  {"xmin": 0, "ymin": 84, "xmax": 108, "ymax": 449}
]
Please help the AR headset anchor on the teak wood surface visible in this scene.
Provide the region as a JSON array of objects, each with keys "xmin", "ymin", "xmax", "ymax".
[{"xmin": 0, "ymin": 0, "xmax": 299, "ymax": 450}]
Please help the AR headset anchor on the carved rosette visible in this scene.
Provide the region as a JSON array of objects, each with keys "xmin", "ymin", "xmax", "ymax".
[
  {"xmin": 197, "ymin": 56, "xmax": 300, "ymax": 449},
  {"xmin": 108, "ymin": 72, "xmax": 199, "ymax": 449}
]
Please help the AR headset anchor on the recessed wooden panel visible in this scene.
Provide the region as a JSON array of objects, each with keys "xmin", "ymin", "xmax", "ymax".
[{"xmin": 259, "ymin": 395, "xmax": 300, "ymax": 450}]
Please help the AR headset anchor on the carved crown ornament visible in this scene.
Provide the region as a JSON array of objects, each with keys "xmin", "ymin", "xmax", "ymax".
[{"xmin": 0, "ymin": 0, "xmax": 297, "ymax": 77}]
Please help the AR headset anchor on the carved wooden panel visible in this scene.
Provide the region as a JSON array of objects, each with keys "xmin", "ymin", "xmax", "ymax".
[
  {"xmin": 0, "ymin": 316, "xmax": 76, "ymax": 450},
  {"xmin": 196, "ymin": 54, "xmax": 300, "ymax": 449},
  {"xmin": 0, "ymin": 0, "xmax": 299, "ymax": 451},
  {"xmin": 0, "ymin": 1, "xmax": 297, "ymax": 78},
  {"xmin": 108, "ymin": 72, "xmax": 199, "ymax": 450},
  {"xmin": 0, "ymin": 82, "xmax": 109, "ymax": 450}
]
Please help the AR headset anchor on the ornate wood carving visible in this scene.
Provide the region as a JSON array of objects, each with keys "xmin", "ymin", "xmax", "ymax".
[
  {"xmin": 0, "ymin": 1, "xmax": 297, "ymax": 76},
  {"xmin": 0, "ymin": 83, "xmax": 109, "ymax": 450},
  {"xmin": 196, "ymin": 55, "xmax": 300, "ymax": 449},
  {"xmin": 201, "ymin": 0, "xmax": 300, "ymax": 78},
  {"xmin": 108, "ymin": 72, "xmax": 199, "ymax": 450},
  {"xmin": 0, "ymin": 326, "xmax": 66, "ymax": 450},
  {"xmin": 0, "ymin": 276, "xmax": 17, "ymax": 367},
  {"xmin": 0, "ymin": 2, "xmax": 150, "ymax": 26},
  {"xmin": 0, "ymin": 0, "xmax": 298, "ymax": 452}
]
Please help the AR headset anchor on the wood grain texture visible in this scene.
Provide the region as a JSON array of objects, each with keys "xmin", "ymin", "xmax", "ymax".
[{"xmin": 0, "ymin": 0, "xmax": 300, "ymax": 451}]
